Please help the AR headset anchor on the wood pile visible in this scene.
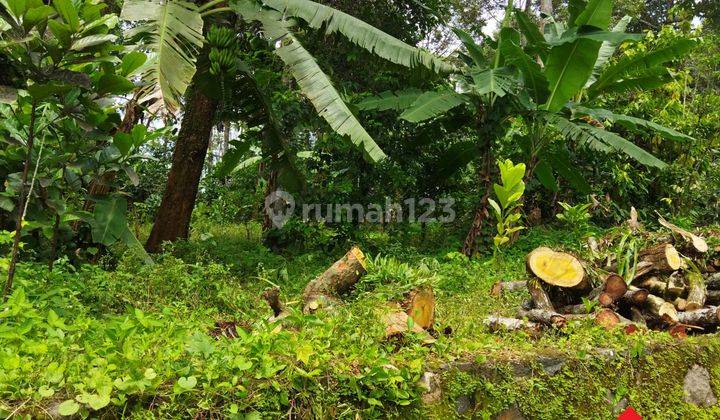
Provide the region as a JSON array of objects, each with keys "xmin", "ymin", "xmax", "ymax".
[{"xmin": 488, "ymin": 220, "xmax": 720, "ymax": 336}]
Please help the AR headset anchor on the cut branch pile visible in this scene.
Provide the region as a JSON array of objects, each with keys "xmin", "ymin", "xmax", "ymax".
[{"xmin": 487, "ymin": 222, "xmax": 720, "ymax": 336}]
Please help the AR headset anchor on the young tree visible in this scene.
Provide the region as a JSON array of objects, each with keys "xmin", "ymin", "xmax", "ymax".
[{"xmin": 120, "ymin": 0, "xmax": 454, "ymax": 251}]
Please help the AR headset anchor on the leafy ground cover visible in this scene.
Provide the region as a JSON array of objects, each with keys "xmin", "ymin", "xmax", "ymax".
[{"xmin": 2, "ymin": 223, "xmax": 719, "ymax": 418}]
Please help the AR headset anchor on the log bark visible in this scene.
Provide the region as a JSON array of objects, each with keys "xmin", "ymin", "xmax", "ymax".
[
  {"xmin": 685, "ymin": 271, "xmax": 706, "ymax": 311},
  {"xmin": 527, "ymin": 278, "xmax": 555, "ymax": 311},
  {"xmin": 303, "ymin": 246, "xmax": 367, "ymax": 312},
  {"xmin": 599, "ymin": 274, "xmax": 628, "ymax": 307},
  {"xmin": 646, "ymin": 293, "xmax": 679, "ymax": 323},
  {"xmin": 676, "ymin": 306, "xmax": 720, "ymax": 328},
  {"xmin": 638, "ymin": 244, "xmax": 683, "ymax": 273},
  {"xmin": 490, "ymin": 280, "xmax": 527, "ymax": 296},
  {"xmin": 484, "ymin": 316, "xmax": 541, "ymax": 334},
  {"xmin": 517, "ymin": 308, "xmax": 566, "ymax": 328},
  {"xmin": 673, "ymin": 297, "xmax": 687, "ymax": 311},
  {"xmin": 705, "ymin": 290, "xmax": 720, "ymax": 305},
  {"xmin": 630, "ymin": 307, "xmax": 647, "ymax": 327},
  {"xmin": 146, "ymin": 82, "xmax": 218, "ymax": 253},
  {"xmin": 384, "ymin": 312, "xmax": 435, "ymax": 343},
  {"xmin": 622, "ymin": 286, "xmax": 649, "ymax": 306},
  {"xmin": 706, "ymin": 273, "xmax": 720, "ymax": 290}
]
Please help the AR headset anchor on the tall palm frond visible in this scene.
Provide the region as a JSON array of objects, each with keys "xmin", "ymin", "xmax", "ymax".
[
  {"xmin": 262, "ymin": 0, "xmax": 455, "ymax": 73},
  {"xmin": 121, "ymin": 0, "xmax": 204, "ymax": 114}
]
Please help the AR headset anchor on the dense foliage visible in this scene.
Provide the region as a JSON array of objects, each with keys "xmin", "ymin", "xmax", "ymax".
[{"xmin": 1, "ymin": 0, "xmax": 720, "ymax": 417}]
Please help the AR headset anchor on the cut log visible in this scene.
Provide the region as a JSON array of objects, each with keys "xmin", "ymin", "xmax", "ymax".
[
  {"xmin": 490, "ymin": 280, "xmax": 527, "ymax": 296},
  {"xmin": 595, "ymin": 308, "xmax": 621, "ymax": 330},
  {"xmin": 673, "ymin": 297, "xmax": 687, "ymax": 311},
  {"xmin": 622, "ymin": 287, "xmax": 649, "ymax": 306},
  {"xmin": 658, "ymin": 216, "xmax": 708, "ymax": 253},
  {"xmin": 646, "ymin": 293, "xmax": 679, "ymax": 323},
  {"xmin": 402, "ymin": 286, "xmax": 436, "ymax": 330},
  {"xmin": 526, "ymin": 247, "xmax": 587, "ymax": 289},
  {"xmin": 517, "ymin": 308, "xmax": 566, "ymax": 328},
  {"xmin": 638, "ymin": 244, "xmax": 683, "ymax": 273},
  {"xmin": 676, "ymin": 306, "xmax": 720, "ymax": 328},
  {"xmin": 483, "ymin": 316, "xmax": 541, "ymax": 334},
  {"xmin": 638, "ymin": 276, "xmax": 684, "ymax": 299},
  {"xmin": 527, "ymin": 278, "xmax": 556, "ymax": 311},
  {"xmin": 303, "ymin": 246, "xmax": 367, "ymax": 312},
  {"xmin": 631, "ymin": 261, "xmax": 655, "ymax": 281},
  {"xmin": 685, "ymin": 271, "xmax": 706, "ymax": 311},
  {"xmin": 384, "ymin": 312, "xmax": 435, "ymax": 343},
  {"xmin": 669, "ymin": 324, "xmax": 688, "ymax": 339},
  {"xmin": 599, "ymin": 274, "xmax": 628, "ymax": 307}
]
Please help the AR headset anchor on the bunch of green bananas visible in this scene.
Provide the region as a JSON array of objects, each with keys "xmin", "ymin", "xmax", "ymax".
[{"xmin": 207, "ymin": 26, "xmax": 237, "ymax": 76}]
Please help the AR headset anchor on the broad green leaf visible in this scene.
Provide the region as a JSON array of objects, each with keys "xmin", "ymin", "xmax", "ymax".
[
  {"xmin": 571, "ymin": 106, "xmax": 693, "ymax": 142},
  {"xmin": 262, "ymin": 20, "xmax": 386, "ymax": 162},
  {"xmin": 514, "ymin": 9, "xmax": 547, "ymax": 59},
  {"xmin": 452, "ymin": 27, "xmax": 485, "ymax": 67},
  {"xmin": 121, "ymin": 0, "xmax": 204, "ymax": 114},
  {"xmin": 534, "ymin": 160, "xmax": 558, "ymax": 192},
  {"xmin": 113, "ymin": 132, "xmax": 133, "ymax": 155},
  {"xmin": 399, "ymin": 89, "xmax": 467, "ymax": 123},
  {"xmin": 546, "ymin": 147, "xmax": 591, "ymax": 193},
  {"xmin": 488, "ymin": 198, "xmax": 502, "ymax": 219},
  {"xmin": 589, "ymin": 38, "xmax": 697, "ymax": 95},
  {"xmin": 7, "ymin": 0, "xmax": 27, "ymax": 19},
  {"xmin": 97, "ymin": 74, "xmax": 134, "ymax": 95},
  {"xmin": 23, "ymin": 5, "xmax": 54, "ymax": 29},
  {"xmin": 120, "ymin": 51, "xmax": 147, "ymax": 76},
  {"xmin": 568, "ymin": 0, "xmax": 588, "ymax": 26},
  {"xmin": 91, "ymin": 196, "xmax": 128, "ymax": 246},
  {"xmin": 177, "ymin": 376, "xmax": 197, "ymax": 390},
  {"xmin": 587, "ymin": 15, "xmax": 632, "ymax": 87},
  {"xmin": 71, "ymin": 34, "xmax": 117, "ymax": 50},
  {"xmin": 500, "ymin": 31, "xmax": 549, "ymax": 103},
  {"xmin": 355, "ymin": 89, "xmax": 423, "ymax": 112},
  {"xmin": 48, "ymin": 19, "xmax": 72, "ymax": 47},
  {"xmin": 470, "ymin": 67, "xmax": 517, "ymax": 97},
  {"xmin": 27, "ymin": 82, "xmax": 70, "ymax": 100},
  {"xmin": 53, "ymin": 0, "xmax": 79, "ymax": 32},
  {"xmin": 574, "ymin": 0, "xmax": 612, "ymax": 29},
  {"xmin": 262, "ymin": 0, "xmax": 454, "ymax": 73},
  {"xmin": 58, "ymin": 400, "xmax": 80, "ymax": 416},
  {"xmin": 217, "ymin": 141, "xmax": 252, "ymax": 177},
  {"xmin": 542, "ymin": 38, "xmax": 601, "ymax": 112}
]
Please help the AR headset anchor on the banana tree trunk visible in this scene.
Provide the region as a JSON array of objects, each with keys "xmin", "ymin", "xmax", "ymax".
[
  {"xmin": 145, "ymin": 85, "xmax": 218, "ymax": 253},
  {"xmin": 461, "ymin": 141, "xmax": 493, "ymax": 257}
]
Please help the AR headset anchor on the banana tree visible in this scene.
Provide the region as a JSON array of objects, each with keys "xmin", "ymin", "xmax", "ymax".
[{"xmin": 357, "ymin": 0, "xmax": 696, "ymax": 256}]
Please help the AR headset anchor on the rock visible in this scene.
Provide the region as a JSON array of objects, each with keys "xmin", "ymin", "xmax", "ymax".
[
  {"xmin": 419, "ymin": 372, "xmax": 442, "ymax": 404},
  {"xmin": 538, "ymin": 356, "xmax": 565, "ymax": 376},
  {"xmin": 455, "ymin": 394, "xmax": 474, "ymax": 415},
  {"xmin": 683, "ymin": 365, "xmax": 717, "ymax": 407},
  {"xmin": 495, "ymin": 405, "xmax": 525, "ymax": 420}
]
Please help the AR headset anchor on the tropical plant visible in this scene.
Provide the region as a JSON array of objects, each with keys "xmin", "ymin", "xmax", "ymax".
[
  {"xmin": 488, "ymin": 159, "xmax": 525, "ymax": 252},
  {"xmin": 556, "ymin": 201, "xmax": 592, "ymax": 232},
  {"xmin": 0, "ymin": 0, "xmax": 150, "ymax": 298},
  {"xmin": 120, "ymin": 0, "xmax": 453, "ymax": 163},
  {"xmin": 356, "ymin": 0, "xmax": 696, "ymax": 255}
]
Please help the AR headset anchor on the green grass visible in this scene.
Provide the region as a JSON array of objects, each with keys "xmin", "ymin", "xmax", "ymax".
[{"xmin": 1, "ymin": 223, "xmax": 720, "ymax": 418}]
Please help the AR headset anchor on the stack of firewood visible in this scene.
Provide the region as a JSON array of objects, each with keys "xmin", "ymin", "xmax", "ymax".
[{"xmin": 487, "ymin": 220, "xmax": 720, "ymax": 337}]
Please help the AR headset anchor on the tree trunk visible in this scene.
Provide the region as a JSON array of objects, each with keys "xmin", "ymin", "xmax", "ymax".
[
  {"xmin": 3, "ymin": 101, "xmax": 36, "ymax": 301},
  {"xmin": 461, "ymin": 141, "xmax": 493, "ymax": 257},
  {"xmin": 145, "ymin": 85, "xmax": 218, "ymax": 253}
]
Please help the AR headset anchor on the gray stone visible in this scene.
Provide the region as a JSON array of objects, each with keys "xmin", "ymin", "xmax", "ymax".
[
  {"xmin": 495, "ymin": 406, "xmax": 525, "ymax": 420},
  {"xmin": 419, "ymin": 371, "xmax": 442, "ymax": 404},
  {"xmin": 683, "ymin": 364, "xmax": 717, "ymax": 407},
  {"xmin": 456, "ymin": 394, "xmax": 474, "ymax": 415},
  {"xmin": 538, "ymin": 356, "xmax": 565, "ymax": 376}
]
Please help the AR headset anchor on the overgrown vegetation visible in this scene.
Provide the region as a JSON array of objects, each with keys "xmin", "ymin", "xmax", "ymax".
[{"xmin": 2, "ymin": 0, "xmax": 720, "ymax": 417}]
